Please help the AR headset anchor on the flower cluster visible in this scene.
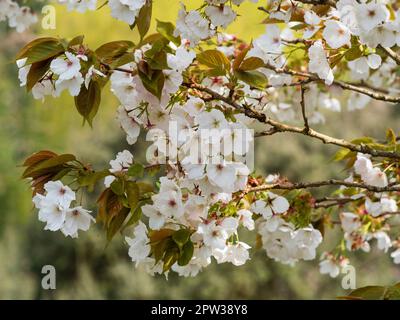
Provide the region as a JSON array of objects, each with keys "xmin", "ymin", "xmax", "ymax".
[
  {"xmin": 0, "ymin": 0, "xmax": 37, "ymax": 32},
  {"xmin": 33, "ymin": 181, "xmax": 94, "ymax": 238},
  {"xmin": 16, "ymin": 0, "xmax": 400, "ymax": 285}
]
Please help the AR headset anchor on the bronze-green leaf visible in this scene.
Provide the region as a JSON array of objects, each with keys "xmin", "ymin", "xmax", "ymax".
[
  {"xmin": 16, "ymin": 37, "xmax": 65, "ymax": 65},
  {"xmin": 74, "ymin": 80, "xmax": 101, "ymax": 126},
  {"xmin": 239, "ymin": 57, "xmax": 265, "ymax": 71},
  {"xmin": 197, "ymin": 50, "xmax": 231, "ymax": 76},
  {"xmin": 178, "ymin": 241, "xmax": 194, "ymax": 266},
  {"xmin": 26, "ymin": 58, "xmax": 53, "ymax": 92},
  {"xmin": 137, "ymin": 0, "xmax": 152, "ymax": 41},
  {"xmin": 156, "ymin": 20, "xmax": 180, "ymax": 45},
  {"xmin": 235, "ymin": 70, "xmax": 268, "ymax": 89},
  {"xmin": 95, "ymin": 40, "xmax": 135, "ymax": 63}
]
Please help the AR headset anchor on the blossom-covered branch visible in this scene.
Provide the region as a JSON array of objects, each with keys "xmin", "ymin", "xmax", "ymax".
[
  {"xmin": 12, "ymin": 0, "xmax": 400, "ymax": 292},
  {"xmin": 185, "ymin": 82, "xmax": 400, "ymax": 160}
]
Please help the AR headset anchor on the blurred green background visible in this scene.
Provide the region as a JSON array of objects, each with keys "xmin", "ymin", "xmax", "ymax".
[{"xmin": 0, "ymin": 1, "xmax": 399, "ymax": 299}]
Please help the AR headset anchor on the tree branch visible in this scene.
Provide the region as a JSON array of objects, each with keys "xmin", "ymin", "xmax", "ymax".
[
  {"xmin": 265, "ymin": 63, "xmax": 400, "ymax": 103},
  {"xmin": 379, "ymin": 46, "xmax": 400, "ymax": 65},
  {"xmin": 183, "ymin": 82, "xmax": 400, "ymax": 160},
  {"xmin": 314, "ymin": 196, "xmax": 363, "ymax": 209},
  {"xmin": 300, "ymin": 86, "xmax": 309, "ymax": 132},
  {"xmin": 246, "ymin": 180, "xmax": 400, "ymax": 194}
]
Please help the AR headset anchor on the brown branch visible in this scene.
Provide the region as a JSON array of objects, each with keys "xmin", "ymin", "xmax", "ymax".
[
  {"xmin": 300, "ymin": 86, "xmax": 309, "ymax": 132},
  {"xmin": 265, "ymin": 63, "xmax": 400, "ymax": 103},
  {"xmin": 314, "ymin": 196, "xmax": 363, "ymax": 209},
  {"xmin": 258, "ymin": 0, "xmax": 336, "ymax": 12},
  {"xmin": 379, "ymin": 46, "xmax": 400, "ymax": 65},
  {"xmin": 292, "ymin": 0, "xmax": 337, "ymax": 6},
  {"xmin": 246, "ymin": 180, "xmax": 400, "ymax": 194},
  {"xmin": 374, "ymin": 211, "xmax": 400, "ymax": 219},
  {"xmin": 183, "ymin": 82, "xmax": 400, "ymax": 160}
]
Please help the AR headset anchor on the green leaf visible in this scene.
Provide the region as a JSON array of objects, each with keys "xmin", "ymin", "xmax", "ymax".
[
  {"xmin": 137, "ymin": 0, "xmax": 152, "ymax": 41},
  {"xmin": 342, "ymin": 283, "xmax": 400, "ymax": 300},
  {"xmin": 386, "ymin": 128, "xmax": 397, "ymax": 145},
  {"xmin": 156, "ymin": 20, "xmax": 180, "ymax": 45},
  {"xmin": 16, "ymin": 37, "xmax": 65, "ymax": 65},
  {"xmin": 126, "ymin": 181, "xmax": 140, "ymax": 210},
  {"xmin": 78, "ymin": 169, "xmax": 110, "ymax": 192},
  {"xmin": 197, "ymin": 50, "xmax": 231, "ymax": 76},
  {"xmin": 345, "ymin": 46, "xmax": 362, "ymax": 61},
  {"xmin": 137, "ymin": 181, "xmax": 154, "ymax": 194},
  {"xmin": 124, "ymin": 206, "xmax": 142, "ymax": 228},
  {"xmin": 239, "ymin": 57, "xmax": 265, "ymax": 71},
  {"xmin": 26, "ymin": 58, "xmax": 52, "ymax": 91},
  {"xmin": 143, "ymin": 38, "xmax": 170, "ymax": 70},
  {"xmin": 345, "ymin": 286, "xmax": 387, "ymax": 300},
  {"xmin": 178, "ymin": 241, "xmax": 194, "ymax": 266},
  {"xmin": 22, "ymin": 150, "xmax": 58, "ymax": 167},
  {"xmin": 97, "ymin": 188, "xmax": 123, "ymax": 225},
  {"xmin": 52, "ymin": 168, "xmax": 72, "ymax": 181},
  {"xmin": 235, "ymin": 70, "xmax": 268, "ymax": 89},
  {"xmin": 68, "ymin": 35, "xmax": 84, "ymax": 47},
  {"xmin": 107, "ymin": 207, "xmax": 130, "ymax": 242},
  {"xmin": 351, "ymin": 137, "xmax": 375, "ymax": 145},
  {"xmin": 95, "ymin": 40, "xmax": 134, "ymax": 63},
  {"xmin": 110, "ymin": 179, "xmax": 125, "ymax": 196},
  {"xmin": 172, "ymin": 229, "xmax": 191, "ymax": 248},
  {"xmin": 22, "ymin": 154, "xmax": 76, "ymax": 179},
  {"xmin": 332, "ymin": 148, "xmax": 351, "ymax": 162},
  {"xmin": 110, "ymin": 52, "xmax": 135, "ymax": 68},
  {"xmin": 233, "ymin": 45, "xmax": 251, "ymax": 71},
  {"xmin": 385, "ymin": 283, "xmax": 400, "ymax": 300},
  {"xmin": 149, "ymin": 228, "xmax": 175, "ymax": 244},
  {"xmin": 138, "ymin": 64, "xmax": 165, "ymax": 99},
  {"xmin": 163, "ymin": 247, "xmax": 179, "ymax": 272},
  {"xmin": 127, "ymin": 163, "xmax": 144, "ymax": 177},
  {"xmin": 74, "ymin": 80, "xmax": 101, "ymax": 126}
]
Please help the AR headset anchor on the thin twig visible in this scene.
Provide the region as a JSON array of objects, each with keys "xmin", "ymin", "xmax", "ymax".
[
  {"xmin": 314, "ymin": 196, "xmax": 362, "ymax": 209},
  {"xmin": 264, "ymin": 63, "xmax": 400, "ymax": 103},
  {"xmin": 300, "ymin": 86, "xmax": 309, "ymax": 132},
  {"xmin": 379, "ymin": 46, "xmax": 400, "ymax": 65}
]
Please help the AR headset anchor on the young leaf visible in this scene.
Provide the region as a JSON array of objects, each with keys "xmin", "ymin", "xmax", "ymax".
[
  {"xmin": 107, "ymin": 207, "xmax": 130, "ymax": 242},
  {"xmin": 238, "ymin": 57, "xmax": 265, "ymax": 71},
  {"xmin": 22, "ymin": 154, "xmax": 76, "ymax": 179},
  {"xmin": 126, "ymin": 181, "xmax": 140, "ymax": 210},
  {"xmin": 127, "ymin": 163, "xmax": 144, "ymax": 177},
  {"xmin": 68, "ymin": 35, "xmax": 85, "ymax": 48},
  {"xmin": 156, "ymin": 20, "xmax": 180, "ymax": 45},
  {"xmin": 95, "ymin": 40, "xmax": 135, "ymax": 63},
  {"xmin": 23, "ymin": 150, "xmax": 58, "ymax": 167},
  {"xmin": 97, "ymin": 188, "xmax": 124, "ymax": 226},
  {"xmin": 197, "ymin": 50, "xmax": 231, "ymax": 76},
  {"xmin": 26, "ymin": 58, "xmax": 52, "ymax": 91},
  {"xmin": 138, "ymin": 65, "xmax": 165, "ymax": 99},
  {"xmin": 235, "ymin": 70, "xmax": 268, "ymax": 89},
  {"xmin": 110, "ymin": 179, "xmax": 125, "ymax": 196},
  {"xmin": 163, "ymin": 247, "xmax": 179, "ymax": 272},
  {"xmin": 172, "ymin": 229, "xmax": 191, "ymax": 248},
  {"xmin": 178, "ymin": 241, "xmax": 194, "ymax": 266},
  {"xmin": 16, "ymin": 37, "xmax": 65, "ymax": 65},
  {"xmin": 233, "ymin": 45, "xmax": 251, "ymax": 71},
  {"xmin": 74, "ymin": 80, "xmax": 101, "ymax": 126},
  {"xmin": 124, "ymin": 206, "xmax": 142, "ymax": 229},
  {"xmin": 78, "ymin": 169, "xmax": 110, "ymax": 192},
  {"xmin": 137, "ymin": 0, "xmax": 153, "ymax": 41}
]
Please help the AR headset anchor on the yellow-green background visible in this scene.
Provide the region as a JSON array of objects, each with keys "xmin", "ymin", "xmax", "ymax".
[{"xmin": 0, "ymin": 1, "xmax": 399, "ymax": 299}]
